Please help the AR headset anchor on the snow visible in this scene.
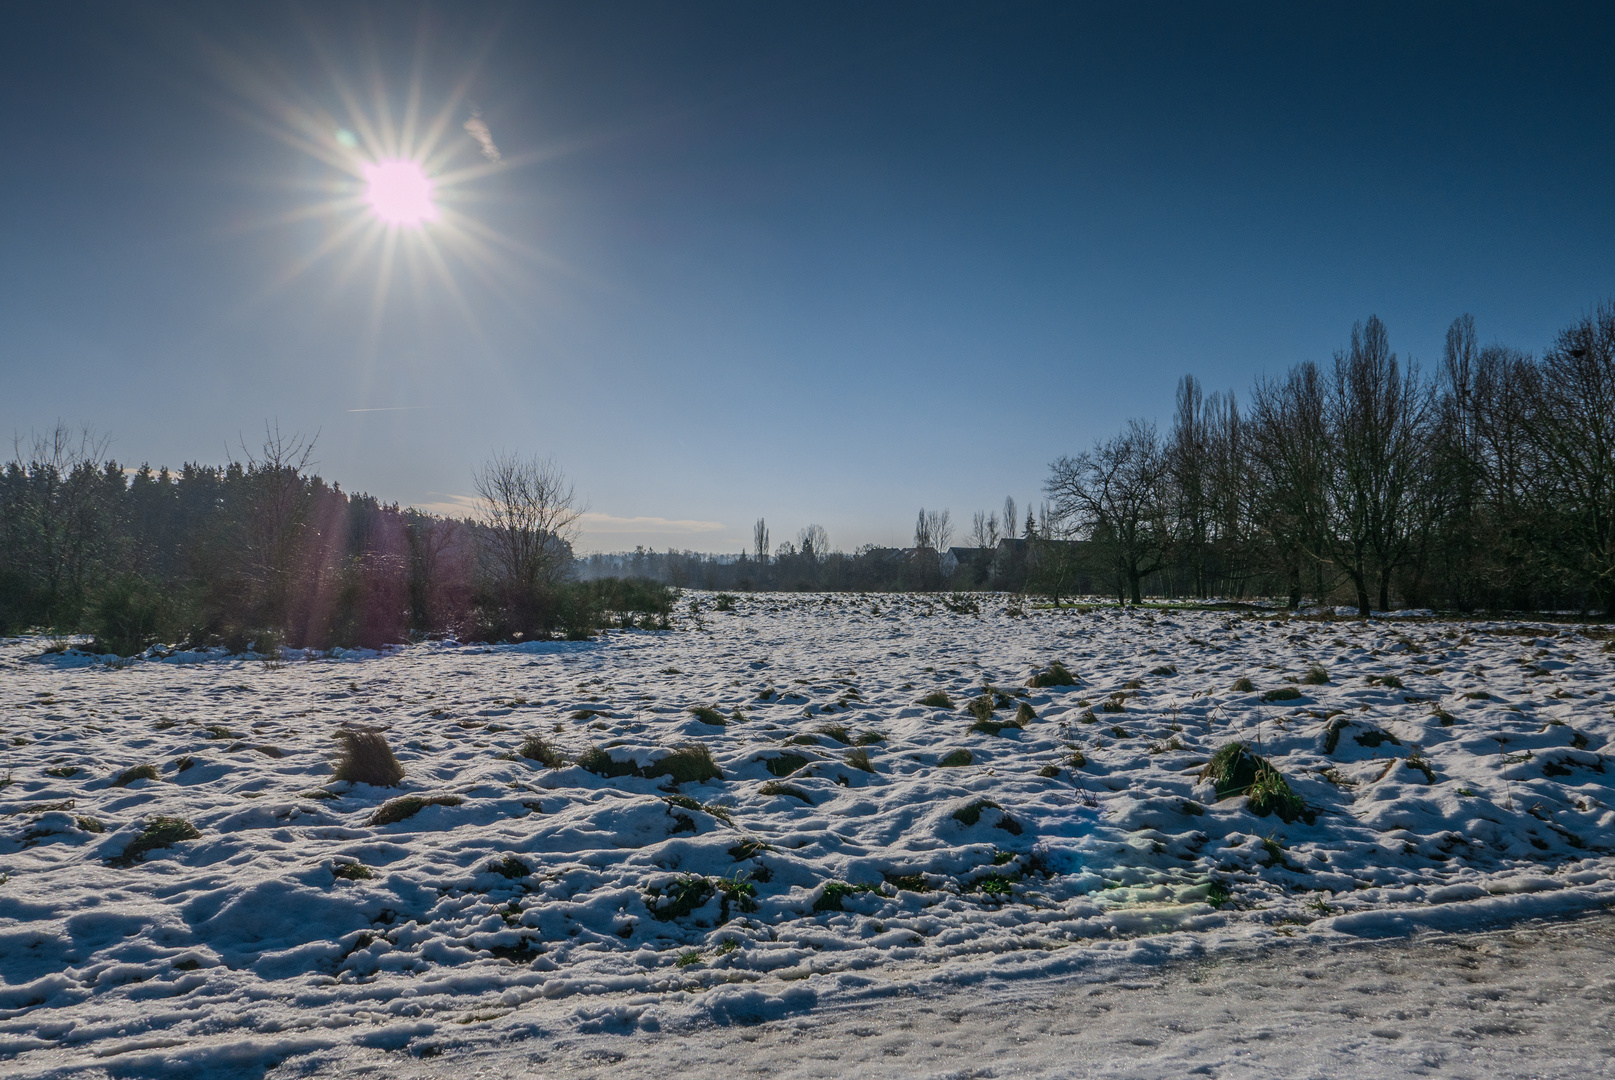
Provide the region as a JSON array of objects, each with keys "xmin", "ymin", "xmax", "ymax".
[{"xmin": 1, "ymin": 594, "xmax": 1613, "ymax": 1077}]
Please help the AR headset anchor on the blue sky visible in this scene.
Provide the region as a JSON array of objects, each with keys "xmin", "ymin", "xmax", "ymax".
[{"xmin": 3, "ymin": 2, "xmax": 1614, "ymax": 552}]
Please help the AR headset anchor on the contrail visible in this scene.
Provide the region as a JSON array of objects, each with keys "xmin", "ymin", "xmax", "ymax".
[{"xmin": 346, "ymin": 406, "xmax": 437, "ymax": 413}]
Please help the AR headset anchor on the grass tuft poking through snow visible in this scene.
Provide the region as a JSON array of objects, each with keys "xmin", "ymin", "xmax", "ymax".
[
  {"xmin": 1230, "ymin": 676, "xmax": 1256, "ymax": 692},
  {"xmin": 577, "ymin": 746, "xmax": 640, "ymax": 777},
  {"xmin": 110, "ymin": 763, "xmax": 160, "ymax": 788},
  {"xmin": 917, "ymin": 690, "xmax": 954, "ymax": 708},
  {"xmin": 367, "ymin": 793, "xmax": 463, "ymax": 826},
  {"xmin": 939, "ymin": 749, "xmax": 974, "ymax": 767},
  {"xmin": 1200, "ymin": 742, "xmax": 1313, "ymax": 824},
  {"xmin": 759, "ymin": 780, "xmax": 813, "ymax": 804},
  {"xmin": 107, "ymin": 815, "xmax": 200, "ymax": 867},
  {"xmin": 518, "ymin": 734, "xmax": 565, "ymax": 767},
  {"xmin": 332, "ymin": 729, "xmax": 405, "ymax": 787},
  {"xmin": 845, "ymin": 747, "xmax": 875, "ymax": 773},
  {"xmin": 814, "ymin": 880, "xmax": 875, "ymax": 912},
  {"xmin": 1026, "ymin": 661, "xmax": 1079, "ymax": 687},
  {"xmin": 644, "ymin": 743, "xmax": 723, "ymax": 784},
  {"xmin": 689, "ymin": 705, "xmax": 727, "ymax": 726},
  {"xmin": 1302, "ymin": 663, "xmax": 1331, "ymax": 685}
]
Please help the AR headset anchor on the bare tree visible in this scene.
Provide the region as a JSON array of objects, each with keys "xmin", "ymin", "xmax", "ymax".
[
  {"xmin": 970, "ymin": 510, "xmax": 1000, "ymax": 550},
  {"xmin": 235, "ymin": 423, "xmax": 318, "ymax": 617},
  {"xmin": 1168, "ymin": 374, "xmax": 1212, "ymax": 598},
  {"xmin": 797, "ymin": 524, "xmax": 828, "ymax": 561},
  {"xmin": 1002, "ymin": 497, "xmax": 1018, "ymax": 540},
  {"xmin": 1045, "ymin": 419, "xmax": 1167, "ymax": 604},
  {"xmin": 1250, "ymin": 363, "xmax": 1331, "ymax": 608},
  {"xmin": 473, "ymin": 453, "xmax": 583, "ymax": 620},
  {"xmin": 753, "ymin": 518, "xmax": 770, "ymax": 564}
]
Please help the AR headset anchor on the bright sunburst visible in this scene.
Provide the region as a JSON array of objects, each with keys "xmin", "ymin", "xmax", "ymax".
[{"xmin": 363, "ymin": 160, "xmax": 438, "ymax": 227}]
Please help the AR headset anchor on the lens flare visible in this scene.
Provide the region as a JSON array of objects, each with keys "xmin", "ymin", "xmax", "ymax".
[{"xmin": 363, "ymin": 160, "xmax": 437, "ymax": 227}]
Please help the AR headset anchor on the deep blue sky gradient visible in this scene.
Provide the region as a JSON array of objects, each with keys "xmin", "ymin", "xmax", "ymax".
[{"xmin": 2, "ymin": 3, "xmax": 1613, "ymax": 550}]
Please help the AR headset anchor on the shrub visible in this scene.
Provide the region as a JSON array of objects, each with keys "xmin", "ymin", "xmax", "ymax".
[
  {"xmin": 764, "ymin": 753, "xmax": 810, "ymax": 777},
  {"xmin": 332, "ymin": 730, "xmax": 405, "ymax": 787},
  {"xmin": 689, "ymin": 706, "xmax": 727, "ymax": 727},
  {"xmin": 367, "ymin": 793, "xmax": 463, "ymax": 826},
  {"xmin": 1026, "ymin": 662, "xmax": 1078, "ymax": 688},
  {"xmin": 643, "ymin": 743, "xmax": 723, "ymax": 784},
  {"xmin": 107, "ymin": 816, "xmax": 200, "ymax": 867},
  {"xmin": 88, "ymin": 574, "xmax": 170, "ymax": 656},
  {"xmin": 518, "ymin": 734, "xmax": 565, "ymax": 767},
  {"xmin": 938, "ymin": 749, "xmax": 973, "ymax": 767},
  {"xmin": 576, "ymin": 746, "xmax": 642, "ymax": 778},
  {"xmin": 111, "ymin": 764, "xmax": 160, "ymax": 788},
  {"xmin": 845, "ymin": 747, "xmax": 875, "ymax": 773},
  {"xmin": 917, "ymin": 690, "xmax": 954, "ymax": 709}
]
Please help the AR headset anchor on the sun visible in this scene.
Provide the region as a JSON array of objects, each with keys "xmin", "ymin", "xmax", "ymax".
[{"xmin": 363, "ymin": 160, "xmax": 438, "ymax": 227}]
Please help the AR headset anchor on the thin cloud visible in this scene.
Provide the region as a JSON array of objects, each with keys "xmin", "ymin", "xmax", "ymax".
[
  {"xmin": 579, "ymin": 513, "xmax": 723, "ymax": 535},
  {"xmin": 464, "ymin": 111, "xmax": 501, "ymax": 164}
]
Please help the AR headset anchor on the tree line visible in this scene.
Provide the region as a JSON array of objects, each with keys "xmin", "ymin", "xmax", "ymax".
[
  {"xmin": 0, "ymin": 433, "xmax": 671, "ymax": 653},
  {"xmin": 1042, "ymin": 307, "xmax": 1615, "ymax": 615}
]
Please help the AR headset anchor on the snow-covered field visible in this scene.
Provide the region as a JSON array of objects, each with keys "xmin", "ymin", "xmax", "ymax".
[{"xmin": 2, "ymin": 594, "xmax": 1613, "ymax": 1078}]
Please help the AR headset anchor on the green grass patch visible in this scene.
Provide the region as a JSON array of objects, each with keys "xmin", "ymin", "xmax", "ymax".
[
  {"xmin": 813, "ymin": 880, "xmax": 875, "ymax": 913},
  {"xmin": 951, "ymin": 797, "xmax": 1001, "ymax": 827},
  {"xmin": 332, "ymin": 861, "xmax": 374, "ymax": 881},
  {"xmin": 107, "ymin": 816, "xmax": 199, "ymax": 868},
  {"xmin": 487, "ymin": 855, "xmax": 529, "ymax": 879},
  {"xmin": 1026, "ymin": 662, "xmax": 1079, "ymax": 688},
  {"xmin": 111, "ymin": 764, "xmax": 160, "ymax": 788},
  {"xmin": 45, "ymin": 766, "xmax": 79, "ymax": 778},
  {"xmin": 664, "ymin": 793, "xmax": 734, "ymax": 825},
  {"xmin": 1199, "ymin": 742, "xmax": 1313, "ymax": 824},
  {"xmin": 938, "ymin": 749, "xmax": 973, "ymax": 767},
  {"xmin": 1261, "ymin": 686, "xmax": 1303, "ymax": 702},
  {"xmin": 643, "ymin": 743, "xmax": 723, "ymax": 784},
  {"xmin": 764, "ymin": 753, "xmax": 810, "ymax": 777},
  {"xmin": 576, "ymin": 746, "xmax": 641, "ymax": 778},
  {"xmin": 689, "ymin": 705, "xmax": 727, "ymax": 726}
]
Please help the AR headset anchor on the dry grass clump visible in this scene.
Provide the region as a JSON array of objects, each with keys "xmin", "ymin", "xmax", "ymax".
[
  {"xmin": 817, "ymin": 724, "xmax": 853, "ymax": 744},
  {"xmin": 331, "ymin": 861, "xmax": 374, "ymax": 881},
  {"xmin": 917, "ymin": 690, "xmax": 954, "ymax": 709},
  {"xmin": 845, "ymin": 747, "xmax": 875, "ymax": 773},
  {"xmin": 333, "ymin": 729, "xmax": 405, "ymax": 787},
  {"xmin": 951, "ymin": 797, "xmax": 1001, "ymax": 826},
  {"xmin": 689, "ymin": 705, "xmax": 727, "ymax": 726},
  {"xmin": 938, "ymin": 749, "xmax": 974, "ymax": 767},
  {"xmin": 1261, "ymin": 686, "xmax": 1303, "ymax": 702},
  {"xmin": 367, "ymin": 793, "xmax": 463, "ymax": 826},
  {"xmin": 1229, "ymin": 676, "xmax": 1256, "ymax": 693},
  {"xmin": 107, "ymin": 816, "xmax": 200, "ymax": 867},
  {"xmin": 759, "ymin": 780, "xmax": 814, "ymax": 804},
  {"xmin": 518, "ymin": 734, "xmax": 566, "ymax": 768},
  {"xmin": 1015, "ymin": 702, "xmax": 1037, "ymax": 724},
  {"xmin": 1301, "ymin": 663, "xmax": 1330, "ymax": 685},
  {"xmin": 111, "ymin": 764, "xmax": 160, "ymax": 788}
]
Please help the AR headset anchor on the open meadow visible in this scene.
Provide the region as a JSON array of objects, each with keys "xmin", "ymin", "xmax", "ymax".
[{"xmin": 3, "ymin": 593, "xmax": 1614, "ymax": 1077}]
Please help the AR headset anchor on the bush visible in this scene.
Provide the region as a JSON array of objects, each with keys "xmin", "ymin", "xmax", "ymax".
[
  {"xmin": 88, "ymin": 574, "xmax": 170, "ymax": 656},
  {"xmin": 107, "ymin": 816, "xmax": 200, "ymax": 867},
  {"xmin": 332, "ymin": 729, "xmax": 405, "ymax": 787}
]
